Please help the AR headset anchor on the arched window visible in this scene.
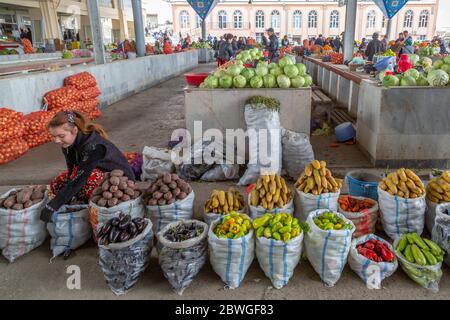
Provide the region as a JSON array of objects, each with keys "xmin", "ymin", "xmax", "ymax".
[
  {"xmin": 234, "ymin": 10, "xmax": 242, "ymax": 29},
  {"xmin": 367, "ymin": 10, "xmax": 376, "ymax": 28},
  {"xmin": 404, "ymin": 10, "xmax": 413, "ymax": 28},
  {"xmin": 308, "ymin": 10, "xmax": 317, "ymax": 28},
  {"xmin": 418, "ymin": 10, "xmax": 428, "ymax": 28},
  {"xmin": 293, "ymin": 10, "xmax": 302, "ymax": 29},
  {"xmin": 218, "ymin": 10, "xmax": 227, "ymax": 29},
  {"xmin": 179, "ymin": 10, "xmax": 190, "ymax": 29},
  {"xmin": 196, "ymin": 15, "xmax": 201, "ymax": 28},
  {"xmin": 255, "ymin": 10, "xmax": 264, "ymax": 29},
  {"xmin": 329, "ymin": 10, "xmax": 339, "ymax": 28},
  {"xmin": 271, "ymin": 10, "xmax": 280, "ymax": 28}
]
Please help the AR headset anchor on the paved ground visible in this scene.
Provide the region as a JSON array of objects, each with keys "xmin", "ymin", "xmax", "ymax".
[{"xmin": 0, "ymin": 63, "xmax": 448, "ymax": 300}]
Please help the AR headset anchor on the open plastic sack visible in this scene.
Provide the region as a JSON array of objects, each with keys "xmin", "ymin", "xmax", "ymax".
[
  {"xmin": 47, "ymin": 204, "xmax": 91, "ymax": 258},
  {"xmin": 304, "ymin": 209, "xmax": 355, "ymax": 286},
  {"xmin": 238, "ymin": 97, "xmax": 282, "ymax": 186},
  {"xmin": 425, "ymin": 198, "xmax": 439, "ymax": 234},
  {"xmin": 432, "ymin": 203, "xmax": 450, "ymax": 267},
  {"xmin": 281, "ymin": 128, "xmax": 314, "ymax": 179},
  {"xmin": 294, "ymin": 189, "xmax": 340, "ymax": 222},
  {"xmin": 208, "ymin": 215, "xmax": 254, "ymax": 289},
  {"xmin": 348, "ymin": 234, "xmax": 398, "ymax": 289},
  {"xmin": 157, "ymin": 220, "xmax": 208, "ymax": 295},
  {"xmin": 0, "ymin": 188, "xmax": 48, "ymax": 263},
  {"xmin": 98, "ymin": 218, "xmax": 153, "ymax": 295},
  {"xmin": 378, "ymin": 187, "xmax": 426, "ymax": 240},
  {"xmin": 338, "ymin": 196, "xmax": 379, "ymax": 238},
  {"xmin": 141, "ymin": 146, "xmax": 174, "ymax": 182},
  {"xmin": 255, "ymin": 231, "xmax": 304, "ymax": 289}
]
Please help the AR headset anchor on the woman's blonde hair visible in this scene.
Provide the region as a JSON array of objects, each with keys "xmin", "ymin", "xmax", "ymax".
[{"xmin": 48, "ymin": 110, "xmax": 108, "ymax": 139}]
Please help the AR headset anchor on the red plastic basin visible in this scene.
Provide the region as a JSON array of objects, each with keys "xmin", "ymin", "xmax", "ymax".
[{"xmin": 184, "ymin": 73, "xmax": 209, "ymax": 86}]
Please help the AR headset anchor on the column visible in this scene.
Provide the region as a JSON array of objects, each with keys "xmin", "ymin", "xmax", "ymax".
[
  {"xmin": 343, "ymin": 0, "xmax": 357, "ymax": 62},
  {"xmin": 39, "ymin": 0, "xmax": 62, "ymax": 41},
  {"xmin": 87, "ymin": 0, "xmax": 106, "ymax": 64},
  {"xmin": 386, "ymin": 18, "xmax": 392, "ymax": 40},
  {"xmin": 132, "ymin": 0, "xmax": 145, "ymax": 57},
  {"xmin": 201, "ymin": 19, "xmax": 207, "ymax": 40},
  {"xmin": 118, "ymin": 1, "xmax": 129, "ymax": 41}
]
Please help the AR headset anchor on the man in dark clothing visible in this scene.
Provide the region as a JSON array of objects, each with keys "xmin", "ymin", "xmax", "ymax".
[
  {"xmin": 261, "ymin": 34, "xmax": 269, "ymax": 46},
  {"xmin": 365, "ymin": 32, "xmax": 383, "ymax": 62},
  {"xmin": 332, "ymin": 36, "xmax": 341, "ymax": 52},
  {"xmin": 217, "ymin": 34, "xmax": 234, "ymax": 66},
  {"xmin": 265, "ymin": 28, "xmax": 279, "ymax": 62},
  {"xmin": 232, "ymin": 36, "xmax": 238, "ymax": 51},
  {"xmin": 314, "ymin": 34, "xmax": 324, "ymax": 46},
  {"xmin": 281, "ymin": 35, "xmax": 290, "ymax": 47}
]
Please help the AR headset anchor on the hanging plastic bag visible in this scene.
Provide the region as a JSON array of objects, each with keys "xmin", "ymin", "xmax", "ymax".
[
  {"xmin": 255, "ymin": 231, "xmax": 304, "ymax": 289},
  {"xmin": 348, "ymin": 234, "xmax": 398, "ymax": 289},
  {"xmin": 281, "ymin": 128, "xmax": 314, "ymax": 179},
  {"xmin": 98, "ymin": 218, "xmax": 153, "ymax": 295},
  {"xmin": 176, "ymin": 140, "xmax": 215, "ymax": 181},
  {"xmin": 0, "ymin": 188, "xmax": 48, "ymax": 263},
  {"xmin": 157, "ymin": 220, "xmax": 208, "ymax": 295},
  {"xmin": 238, "ymin": 97, "xmax": 282, "ymax": 186},
  {"xmin": 432, "ymin": 203, "xmax": 450, "ymax": 267},
  {"xmin": 141, "ymin": 146, "xmax": 174, "ymax": 182},
  {"xmin": 200, "ymin": 164, "xmax": 240, "ymax": 181},
  {"xmin": 247, "ymin": 193, "xmax": 294, "ymax": 220},
  {"xmin": 304, "ymin": 209, "xmax": 355, "ymax": 286},
  {"xmin": 378, "ymin": 187, "xmax": 426, "ymax": 240},
  {"xmin": 208, "ymin": 215, "xmax": 254, "ymax": 289},
  {"xmin": 47, "ymin": 204, "xmax": 91, "ymax": 258},
  {"xmin": 425, "ymin": 198, "xmax": 439, "ymax": 234},
  {"xmin": 393, "ymin": 237, "xmax": 443, "ymax": 293},
  {"xmin": 294, "ymin": 189, "xmax": 340, "ymax": 222},
  {"xmin": 338, "ymin": 196, "xmax": 379, "ymax": 238}
]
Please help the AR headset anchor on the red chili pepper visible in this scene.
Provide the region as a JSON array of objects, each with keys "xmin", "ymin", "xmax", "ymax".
[
  {"xmin": 357, "ymin": 247, "xmax": 381, "ymax": 262},
  {"xmin": 375, "ymin": 244, "xmax": 395, "ymax": 262},
  {"xmin": 363, "ymin": 241, "xmax": 375, "ymax": 250}
]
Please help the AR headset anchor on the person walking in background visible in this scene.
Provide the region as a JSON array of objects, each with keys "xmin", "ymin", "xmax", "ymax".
[
  {"xmin": 380, "ymin": 35, "xmax": 388, "ymax": 52},
  {"xmin": 281, "ymin": 35, "xmax": 290, "ymax": 47},
  {"xmin": 314, "ymin": 34, "xmax": 324, "ymax": 46},
  {"xmin": 265, "ymin": 28, "xmax": 279, "ymax": 62},
  {"xmin": 261, "ymin": 34, "xmax": 269, "ymax": 46},
  {"xmin": 332, "ymin": 36, "xmax": 341, "ymax": 52},
  {"xmin": 232, "ymin": 36, "xmax": 238, "ymax": 51},
  {"xmin": 217, "ymin": 33, "xmax": 234, "ymax": 66},
  {"xmin": 365, "ymin": 32, "xmax": 383, "ymax": 62}
]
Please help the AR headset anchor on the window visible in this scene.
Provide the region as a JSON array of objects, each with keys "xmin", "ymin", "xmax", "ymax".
[
  {"xmin": 180, "ymin": 10, "xmax": 190, "ymax": 29},
  {"xmin": 382, "ymin": 15, "xmax": 386, "ymax": 28},
  {"xmin": 256, "ymin": 32, "xmax": 264, "ymax": 43},
  {"xmin": 329, "ymin": 10, "xmax": 339, "ymax": 28},
  {"xmin": 271, "ymin": 10, "xmax": 280, "ymax": 28},
  {"xmin": 255, "ymin": 10, "xmax": 264, "ymax": 29},
  {"xmin": 293, "ymin": 10, "xmax": 302, "ymax": 29},
  {"xmin": 196, "ymin": 15, "xmax": 202, "ymax": 28},
  {"xmin": 218, "ymin": 10, "xmax": 227, "ymax": 29},
  {"xmin": 122, "ymin": 0, "xmax": 132, "ymax": 8},
  {"xmin": 404, "ymin": 10, "xmax": 413, "ymax": 28},
  {"xmin": 419, "ymin": 35, "xmax": 426, "ymax": 41},
  {"xmin": 419, "ymin": 10, "xmax": 429, "ymax": 28},
  {"xmin": 234, "ymin": 10, "xmax": 242, "ymax": 29},
  {"xmin": 367, "ymin": 10, "xmax": 376, "ymax": 28},
  {"xmin": 308, "ymin": 10, "xmax": 317, "ymax": 28}
]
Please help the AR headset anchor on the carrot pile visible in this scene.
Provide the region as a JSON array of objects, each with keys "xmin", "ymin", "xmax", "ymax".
[{"xmin": 338, "ymin": 195, "xmax": 375, "ymax": 212}]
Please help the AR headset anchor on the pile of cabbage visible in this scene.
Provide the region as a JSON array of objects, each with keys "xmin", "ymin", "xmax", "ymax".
[
  {"xmin": 235, "ymin": 48, "xmax": 264, "ymax": 63},
  {"xmin": 379, "ymin": 55, "xmax": 450, "ymax": 88},
  {"xmin": 201, "ymin": 56, "xmax": 312, "ymax": 89}
]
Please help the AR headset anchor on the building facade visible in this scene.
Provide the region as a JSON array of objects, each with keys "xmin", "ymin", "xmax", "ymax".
[
  {"xmin": 0, "ymin": 0, "xmax": 152, "ymax": 47},
  {"xmin": 168, "ymin": 0, "xmax": 438, "ymax": 42}
]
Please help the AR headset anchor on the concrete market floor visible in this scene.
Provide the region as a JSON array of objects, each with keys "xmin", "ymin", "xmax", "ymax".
[{"xmin": 0, "ymin": 63, "xmax": 448, "ymax": 300}]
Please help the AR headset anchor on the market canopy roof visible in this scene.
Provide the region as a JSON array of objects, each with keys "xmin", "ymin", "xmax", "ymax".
[
  {"xmin": 373, "ymin": 0, "xmax": 410, "ymax": 18},
  {"xmin": 187, "ymin": 0, "xmax": 219, "ymax": 20}
]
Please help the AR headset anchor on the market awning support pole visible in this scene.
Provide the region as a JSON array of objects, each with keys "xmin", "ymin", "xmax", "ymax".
[
  {"xmin": 39, "ymin": 0, "xmax": 62, "ymax": 42},
  {"xmin": 343, "ymin": 0, "xmax": 357, "ymax": 63},
  {"xmin": 386, "ymin": 18, "xmax": 392, "ymax": 41},
  {"xmin": 132, "ymin": 0, "xmax": 146, "ymax": 57},
  {"xmin": 87, "ymin": 0, "xmax": 106, "ymax": 65},
  {"xmin": 201, "ymin": 19, "xmax": 207, "ymax": 40}
]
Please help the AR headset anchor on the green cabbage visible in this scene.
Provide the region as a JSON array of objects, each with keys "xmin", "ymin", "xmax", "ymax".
[
  {"xmin": 303, "ymin": 75, "xmax": 313, "ymax": 87},
  {"xmin": 427, "ymin": 69, "xmax": 449, "ymax": 86},
  {"xmin": 400, "ymin": 76, "xmax": 416, "ymax": 86},
  {"xmin": 227, "ymin": 65, "xmax": 242, "ymax": 77},
  {"xmin": 268, "ymin": 62, "xmax": 278, "ymax": 69},
  {"xmin": 219, "ymin": 74, "xmax": 233, "ymax": 88},
  {"xmin": 250, "ymin": 75, "xmax": 263, "ymax": 88},
  {"xmin": 255, "ymin": 66, "xmax": 268, "ymax": 77},
  {"xmin": 284, "ymin": 65, "xmax": 299, "ymax": 78},
  {"xmin": 404, "ymin": 68, "xmax": 420, "ymax": 80},
  {"xmin": 416, "ymin": 75, "xmax": 429, "ymax": 86},
  {"xmin": 290, "ymin": 76, "xmax": 305, "ymax": 88},
  {"xmin": 278, "ymin": 56, "xmax": 294, "ymax": 68},
  {"xmin": 433, "ymin": 59, "xmax": 444, "ymax": 69},
  {"xmin": 382, "ymin": 75, "xmax": 399, "ymax": 87},
  {"xmin": 204, "ymin": 75, "xmax": 219, "ymax": 88},
  {"xmin": 233, "ymin": 75, "xmax": 247, "ymax": 88},
  {"xmin": 263, "ymin": 74, "xmax": 277, "ymax": 88},
  {"xmin": 440, "ymin": 64, "xmax": 450, "ymax": 74},
  {"xmin": 408, "ymin": 54, "xmax": 419, "ymax": 66},
  {"xmin": 270, "ymin": 66, "xmax": 283, "ymax": 77},
  {"xmin": 295, "ymin": 63, "xmax": 307, "ymax": 76},
  {"xmin": 277, "ymin": 75, "xmax": 291, "ymax": 88},
  {"xmin": 241, "ymin": 68, "xmax": 255, "ymax": 80}
]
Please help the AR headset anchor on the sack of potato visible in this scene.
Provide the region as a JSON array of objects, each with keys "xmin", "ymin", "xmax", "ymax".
[
  {"xmin": 143, "ymin": 172, "xmax": 195, "ymax": 235},
  {"xmin": 377, "ymin": 168, "xmax": 426, "ymax": 240},
  {"xmin": 294, "ymin": 160, "xmax": 342, "ymax": 222},
  {"xmin": 89, "ymin": 170, "xmax": 144, "ymax": 240},
  {"xmin": 0, "ymin": 186, "xmax": 48, "ymax": 262},
  {"xmin": 47, "ymin": 204, "xmax": 91, "ymax": 258},
  {"xmin": 425, "ymin": 171, "xmax": 450, "ymax": 233},
  {"xmin": 204, "ymin": 188, "xmax": 246, "ymax": 226},
  {"xmin": 248, "ymin": 173, "xmax": 294, "ymax": 219}
]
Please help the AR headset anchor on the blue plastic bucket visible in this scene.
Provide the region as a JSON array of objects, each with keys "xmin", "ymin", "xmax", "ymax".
[{"xmin": 345, "ymin": 170, "xmax": 381, "ymax": 201}]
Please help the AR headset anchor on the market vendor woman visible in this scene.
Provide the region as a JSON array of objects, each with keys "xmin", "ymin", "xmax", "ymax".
[{"xmin": 40, "ymin": 110, "xmax": 134, "ymax": 222}]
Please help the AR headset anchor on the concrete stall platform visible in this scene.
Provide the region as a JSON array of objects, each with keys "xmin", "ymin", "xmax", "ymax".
[
  {"xmin": 357, "ymin": 82, "xmax": 450, "ymax": 168},
  {"xmin": 0, "ymin": 51, "xmax": 199, "ymax": 114},
  {"xmin": 197, "ymin": 48, "xmax": 215, "ymax": 63},
  {"xmin": 0, "ymin": 52, "xmax": 62, "ymax": 64},
  {"xmin": 185, "ymin": 87, "xmax": 312, "ymax": 140}
]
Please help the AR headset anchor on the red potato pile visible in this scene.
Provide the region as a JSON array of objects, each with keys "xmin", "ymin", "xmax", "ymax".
[
  {"xmin": 143, "ymin": 173, "xmax": 192, "ymax": 206},
  {"xmin": 0, "ymin": 185, "xmax": 46, "ymax": 210}
]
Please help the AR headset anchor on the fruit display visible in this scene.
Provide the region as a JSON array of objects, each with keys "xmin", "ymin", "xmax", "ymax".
[
  {"xmin": 0, "ymin": 185, "xmax": 46, "ymax": 210},
  {"xmin": 426, "ymin": 170, "xmax": 450, "ymax": 203},
  {"xmin": 204, "ymin": 187, "xmax": 245, "ymax": 214},
  {"xmin": 21, "ymin": 38, "xmax": 34, "ymax": 54},
  {"xmin": 330, "ymin": 53, "xmax": 343, "ymax": 64},
  {"xmin": 253, "ymin": 213, "xmax": 306, "ymax": 242},
  {"xmin": 64, "ymin": 72, "xmax": 97, "ymax": 90},
  {"xmin": 356, "ymin": 238, "xmax": 395, "ymax": 263},
  {"xmin": 90, "ymin": 170, "xmax": 141, "ymax": 207},
  {"xmin": 213, "ymin": 212, "xmax": 252, "ymax": 239},
  {"xmin": 143, "ymin": 172, "xmax": 192, "ymax": 206},
  {"xmin": 379, "ymin": 168, "xmax": 425, "ymax": 198},
  {"xmin": 338, "ymin": 195, "xmax": 375, "ymax": 212},
  {"xmin": 395, "ymin": 233, "xmax": 445, "ymax": 266},
  {"xmin": 295, "ymin": 160, "xmax": 343, "ymax": 194},
  {"xmin": 162, "ymin": 221, "xmax": 204, "ymax": 242},
  {"xmin": 250, "ymin": 174, "xmax": 292, "ymax": 210},
  {"xmin": 97, "ymin": 213, "xmax": 148, "ymax": 245},
  {"xmin": 312, "ymin": 211, "xmax": 353, "ymax": 231},
  {"xmin": 383, "ymin": 49, "xmax": 396, "ymax": 57}
]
